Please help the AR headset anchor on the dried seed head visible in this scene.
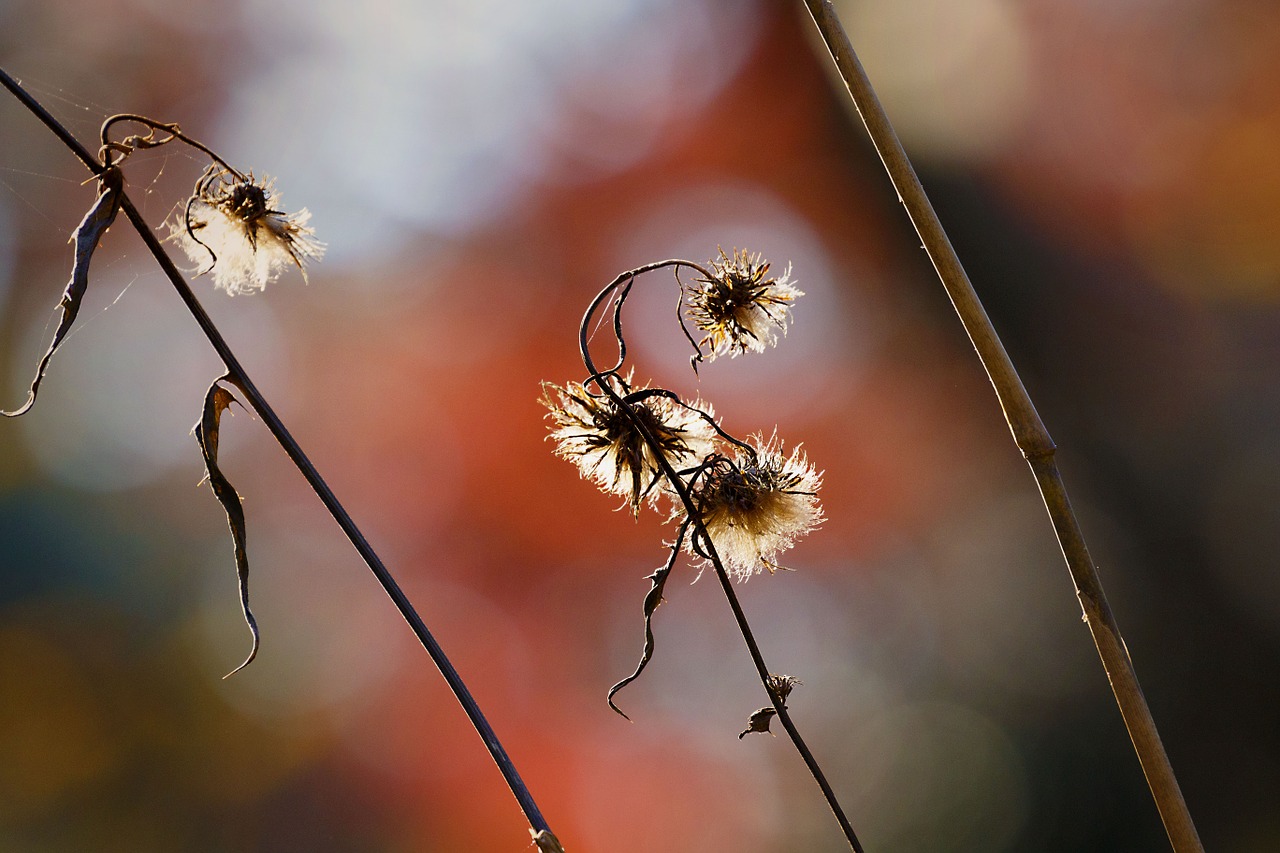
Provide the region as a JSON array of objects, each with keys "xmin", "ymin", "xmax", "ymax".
[
  {"xmin": 172, "ymin": 170, "xmax": 324, "ymax": 295},
  {"xmin": 687, "ymin": 248, "xmax": 802, "ymax": 359},
  {"xmin": 687, "ymin": 433, "xmax": 823, "ymax": 579},
  {"xmin": 542, "ymin": 374, "xmax": 717, "ymax": 515},
  {"xmin": 767, "ymin": 674, "xmax": 802, "ymax": 704}
]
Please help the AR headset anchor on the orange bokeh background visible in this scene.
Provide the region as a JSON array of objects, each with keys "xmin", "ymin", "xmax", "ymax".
[{"xmin": 4, "ymin": 2, "xmax": 1280, "ymax": 850}]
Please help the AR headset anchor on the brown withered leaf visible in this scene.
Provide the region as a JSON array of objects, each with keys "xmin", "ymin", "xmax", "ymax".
[
  {"xmin": 739, "ymin": 707, "xmax": 778, "ymax": 739},
  {"xmin": 2, "ymin": 167, "xmax": 122, "ymax": 418},
  {"xmin": 606, "ymin": 519, "xmax": 690, "ymax": 720},
  {"xmin": 193, "ymin": 373, "xmax": 258, "ymax": 677}
]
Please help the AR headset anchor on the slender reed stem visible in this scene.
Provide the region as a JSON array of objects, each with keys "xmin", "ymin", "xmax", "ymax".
[
  {"xmin": 799, "ymin": 4, "xmax": 1202, "ymax": 850},
  {"xmin": 0, "ymin": 67, "xmax": 557, "ymax": 845},
  {"xmin": 580, "ymin": 267, "xmax": 864, "ymax": 852}
]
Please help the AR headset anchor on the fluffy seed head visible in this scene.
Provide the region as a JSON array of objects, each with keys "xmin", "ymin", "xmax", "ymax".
[
  {"xmin": 172, "ymin": 171, "xmax": 325, "ymax": 295},
  {"xmin": 687, "ymin": 248, "xmax": 802, "ymax": 359},
  {"xmin": 542, "ymin": 375, "xmax": 717, "ymax": 515},
  {"xmin": 687, "ymin": 433, "xmax": 823, "ymax": 579}
]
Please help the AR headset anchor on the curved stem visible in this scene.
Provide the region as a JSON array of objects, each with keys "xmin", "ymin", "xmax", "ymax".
[
  {"xmin": 99, "ymin": 114, "xmax": 242, "ymax": 177},
  {"xmin": 0, "ymin": 66, "xmax": 556, "ymax": 843},
  {"xmin": 578, "ymin": 260, "xmax": 712, "ymax": 382},
  {"xmin": 580, "ymin": 267, "xmax": 864, "ymax": 852},
  {"xmin": 799, "ymin": 4, "xmax": 1201, "ymax": 851}
]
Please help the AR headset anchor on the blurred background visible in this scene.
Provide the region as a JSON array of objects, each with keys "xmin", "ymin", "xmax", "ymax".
[{"xmin": 1, "ymin": 0, "xmax": 1277, "ymax": 850}]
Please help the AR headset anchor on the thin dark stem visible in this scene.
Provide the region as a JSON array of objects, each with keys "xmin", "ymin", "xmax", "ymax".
[
  {"xmin": 0, "ymin": 66, "xmax": 555, "ymax": 843},
  {"xmin": 799, "ymin": 4, "xmax": 1201, "ymax": 851},
  {"xmin": 705, "ymin": 554, "xmax": 864, "ymax": 853},
  {"xmin": 120, "ymin": 196, "xmax": 550, "ymax": 833},
  {"xmin": 580, "ymin": 266, "xmax": 864, "ymax": 852}
]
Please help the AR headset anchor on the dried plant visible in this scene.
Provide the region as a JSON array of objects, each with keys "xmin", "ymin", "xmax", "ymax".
[
  {"xmin": 2, "ymin": 6, "xmax": 1212, "ymax": 848},
  {"xmin": 685, "ymin": 432, "xmax": 824, "ymax": 579},
  {"xmin": 543, "ymin": 254, "xmax": 864, "ymax": 851},
  {"xmin": 541, "ymin": 371, "xmax": 718, "ymax": 515},
  {"xmin": 0, "ymin": 70, "xmax": 561, "ymax": 850},
  {"xmin": 687, "ymin": 248, "xmax": 802, "ymax": 360},
  {"xmin": 171, "ymin": 167, "xmax": 324, "ymax": 295}
]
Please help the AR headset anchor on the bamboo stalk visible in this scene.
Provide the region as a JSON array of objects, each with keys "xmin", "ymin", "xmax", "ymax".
[{"xmin": 799, "ymin": 3, "xmax": 1202, "ymax": 850}]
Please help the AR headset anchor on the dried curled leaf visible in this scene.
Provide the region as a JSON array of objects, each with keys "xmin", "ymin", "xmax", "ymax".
[
  {"xmin": 530, "ymin": 829, "xmax": 566, "ymax": 852},
  {"xmin": 606, "ymin": 520, "xmax": 690, "ymax": 720},
  {"xmin": 193, "ymin": 374, "xmax": 258, "ymax": 677},
  {"xmin": 2, "ymin": 167, "xmax": 122, "ymax": 418},
  {"xmin": 739, "ymin": 707, "xmax": 778, "ymax": 739}
]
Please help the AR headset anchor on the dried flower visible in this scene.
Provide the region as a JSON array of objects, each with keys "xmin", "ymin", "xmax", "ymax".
[
  {"xmin": 767, "ymin": 673, "xmax": 802, "ymax": 704},
  {"xmin": 687, "ymin": 248, "xmax": 802, "ymax": 359},
  {"xmin": 172, "ymin": 170, "xmax": 324, "ymax": 295},
  {"xmin": 542, "ymin": 374, "xmax": 717, "ymax": 515},
  {"xmin": 687, "ymin": 433, "xmax": 822, "ymax": 579}
]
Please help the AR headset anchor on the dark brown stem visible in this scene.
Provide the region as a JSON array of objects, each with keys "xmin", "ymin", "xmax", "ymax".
[
  {"xmin": 799, "ymin": 3, "xmax": 1202, "ymax": 850},
  {"xmin": 0, "ymin": 66, "xmax": 558, "ymax": 846}
]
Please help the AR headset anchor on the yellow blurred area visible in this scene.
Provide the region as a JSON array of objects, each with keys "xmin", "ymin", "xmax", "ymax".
[{"xmin": 0, "ymin": 619, "xmax": 119, "ymax": 820}]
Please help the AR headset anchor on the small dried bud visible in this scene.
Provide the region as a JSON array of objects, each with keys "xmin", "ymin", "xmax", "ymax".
[
  {"xmin": 688, "ymin": 248, "xmax": 802, "ymax": 359},
  {"xmin": 172, "ymin": 170, "xmax": 324, "ymax": 295},
  {"xmin": 767, "ymin": 674, "xmax": 802, "ymax": 704},
  {"xmin": 686, "ymin": 433, "xmax": 823, "ymax": 580},
  {"xmin": 542, "ymin": 373, "xmax": 717, "ymax": 515}
]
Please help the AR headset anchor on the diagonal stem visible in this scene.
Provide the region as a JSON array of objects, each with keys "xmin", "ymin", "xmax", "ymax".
[
  {"xmin": 799, "ymin": 3, "xmax": 1202, "ymax": 851},
  {"xmin": 0, "ymin": 66, "xmax": 557, "ymax": 845},
  {"xmin": 705, "ymin": 553, "xmax": 865, "ymax": 853}
]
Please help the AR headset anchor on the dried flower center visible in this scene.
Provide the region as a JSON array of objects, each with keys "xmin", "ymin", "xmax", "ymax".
[
  {"xmin": 703, "ymin": 459, "xmax": 807, "ymax": 516},
  {"xmin": 594, "ymin": 399, "xmax": 688, "ymax": 460},
  {"xmin": 224, "ymin": 182, "xmax": 270, "ymax": 222},
  {"xmin": 713, "ymin": 466, "xmax": 765, "ymax": 513},
  {"xmin": 706, "ymin": 270, "xmax": 766, "ymax": 320}
]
